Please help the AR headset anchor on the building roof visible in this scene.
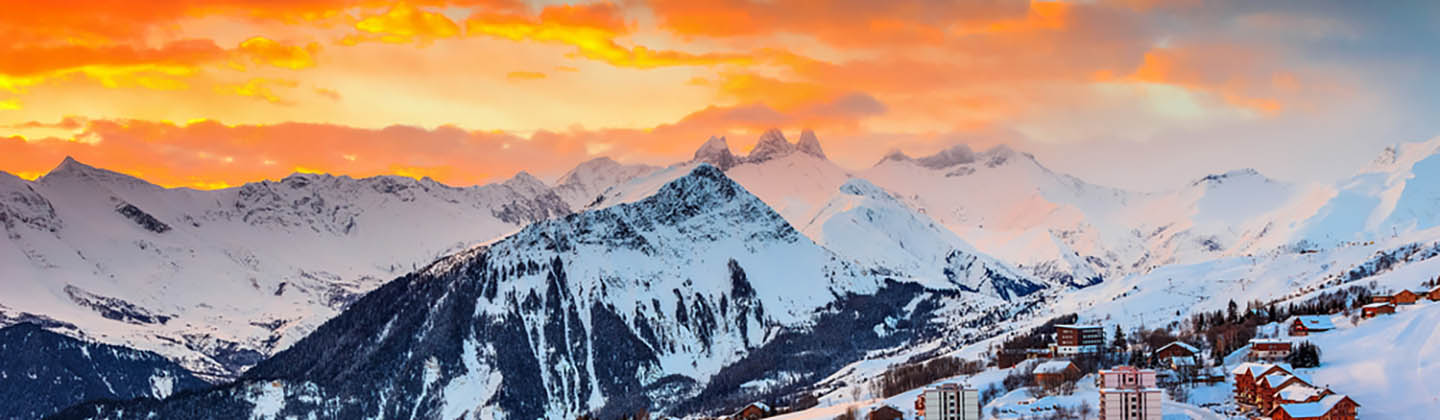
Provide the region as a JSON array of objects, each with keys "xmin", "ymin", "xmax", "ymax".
[
  {"xmin": 1232, "ymin": 363, "xmax": 1296, "ymax": 381},
  {"xmin": 1290, "ymin": 315, "xmax": 1336, "ymax": 331},
  {"xmin": 1276, "ymin": 382, "xmax": 1327, "ymax": 402},
  {"xmin": 1231, "ymin": 362, "xmax": 1264, "ymax": 376},
  {"xmin": 1250, "ymin": 338, "xmax": 1290, "ymax": 345},
  {"xmin": 1053, "ymin": 324, "xmax": 1103, "ymax": 330},
  {"xmin": 1156, "ymin": 341, "xmax": 1200, "ymax": 354},
  {"xmin": 1362, "ymin": 302, "xmax": 1394, "ymax": 309},
  {"xmin": 1275, "ymin": 394, "xmax": 1353, "ymax": 418},
  {"xmin": 1034, "ymin": 360, "xmax": 1076, "ymax": 374}
]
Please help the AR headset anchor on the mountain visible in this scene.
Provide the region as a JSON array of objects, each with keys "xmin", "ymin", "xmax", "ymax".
[
  {"xmin": 48, "ymin": 165, "xmax": 1045, "ymax": 419},
  {"xmin": 552, "ymin": 157, "xmax": 659, "ymax": 210},
  {"xmin": 0, "ymin": 156, "xmax": 645, "ymax": 378},
  {"xmin": 799, "ymin": 179, "xmax": 1045, "ymax": 300},
  {"xmin": 0, "ymin": 323, "xmax": 209, "ymax": 420}
]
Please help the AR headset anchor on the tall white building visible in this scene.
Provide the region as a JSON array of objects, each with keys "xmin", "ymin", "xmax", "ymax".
[
  {"xmin": 917, "ymin": 383, "xmax": 980, "ymax": 420},
  {"xmin": 1098, "ymin": 366, "xmax": 1162, "ymax": 420}
]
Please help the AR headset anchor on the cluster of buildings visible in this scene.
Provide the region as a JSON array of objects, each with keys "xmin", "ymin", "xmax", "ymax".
[
  {"xmin": 1232, "ymin": 363, "xmax": 1358, "ymax": 420},
  {"xmin": 1362, "ymin": 285, "xmax": 1440, "ymax": 319}
]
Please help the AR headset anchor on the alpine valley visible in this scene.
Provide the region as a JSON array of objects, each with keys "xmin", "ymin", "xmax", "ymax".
[{"xmin": 6, "ymin": 129, "xmax": 1440, "ymax": 419}]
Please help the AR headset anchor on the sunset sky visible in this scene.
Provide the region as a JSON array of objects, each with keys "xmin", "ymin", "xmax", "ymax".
[{"xmin": 3, "ymin": 0, "xmax": 1438, "ymax": 190}]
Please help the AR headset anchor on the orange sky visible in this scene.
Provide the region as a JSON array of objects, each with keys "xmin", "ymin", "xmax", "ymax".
[{"xmin": 1, "ymin": 0, "xmax": 1431, "ymax": 189}]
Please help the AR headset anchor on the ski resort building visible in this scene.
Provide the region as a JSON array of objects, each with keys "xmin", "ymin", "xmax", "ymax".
[
  {"xmin": 1426, "ymin": 286, "xmax": 1440, "ymax": 301},
  {"xmin": 728, "ymin": 402, "xmax": 771, "ymax": 420},
  {"xmin": 1288, "ymin": 316, "xmax": 1335, "ymax": 336},
  {"xmin": 1097, "ymin": 366, "xmax": 1161, "ymax": 420},
  {"xmin": 1268, "ymin": 394, "xmax": 1359, "ymax": 420},
  {"xmin": 1361, "ymin": 302, "xmax": 1395, "ymax": 318},
  {"xmin": 1152, "ymin": 342, "xmax": 1200, "ymax": 370},
  {"xmin": 1231, "ymin": 363, "xmax": 1296, "ymax": 406},
  {"xmin": 1052, "ymin": 324, "xmax": 1105, "ymax": 356},
  {"xmin": 1249, "ymin": 339, "xmax": 1292, "ymax": 361},
  {"xmin": 1373, "ymin": 289, "xmax": 1419, "ymax": 305},
  {"xmin": 1034, "ymin": 360, "xmax": 1080, "ymax": 385},
  {"xmin": 917, "ymin": 383, "xmax": 980, "ymax": 420}
]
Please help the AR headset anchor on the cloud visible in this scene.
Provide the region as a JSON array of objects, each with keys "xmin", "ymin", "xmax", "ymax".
[
  {"xmin": 238, "ymin": 37, "xmax": 321, "ymax": 69},
  {"xmin": 465, "ymin": 3, "xmax": 754, "ymax": 68},
  {"xmin": 343, "ymin": 2, "xmax": 463, "ymax": 45},
  {"xmin": 506, "ymin": 71, "xmax": 546, "ymax": 80},
  {"xmin": 214, "ymin": 78, "xmax": 301, "ymax": 105}
]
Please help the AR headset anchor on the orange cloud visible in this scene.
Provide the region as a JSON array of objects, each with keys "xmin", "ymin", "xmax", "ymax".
[
  {"xmin": 466, "ymin": 3, "xmax": 752, "ymax": 69},
  {"xmin": 237, "ymin": 37, "xmax": 321, "ymax": 69},
  {"xmin": 0, "ymin": 119, "xmax": 592, "ymax": 189},
  {"xmin": 215, "ymin": 78, "xmax": 301, "ymax": 105},
  {"xmin": 506, "ymin": 71, "xmax": 546, "ymax": 80},
  {"xmin": 344, "ymin": 2, "xmax": 462, "ymax": 45},
  {"xmin": 1121, "ymin": 45, "xmax": 1296, "ymax": 114}
]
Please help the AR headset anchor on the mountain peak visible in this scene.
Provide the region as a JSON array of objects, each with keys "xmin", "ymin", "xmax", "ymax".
[
  {"xmin": 915, "ymin": 144, "xmax": 977, "ymax": 170},
  {"xmin": 692, "ymin": 135, "xmax": 739, "ymax": 170},
  {"xmin": 796, "ymin": 129, "xmax": 826, "ymax": 159},
  {"xmin": 746, "ymin": 128, "xmax": 796, "ymax": 163},
  {"xmin": 39, "ymin": 156, "xmax": 153, "ymax": 188},
  {"xmin": 555, "ymin": 157, "xmax": 620, "ymax": 186}
]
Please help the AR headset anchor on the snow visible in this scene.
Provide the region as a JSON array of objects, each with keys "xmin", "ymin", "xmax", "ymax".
[
  {"xmin": 1303, "ymin": 300, "xmax": 1440, "ymax": 418},
  {"xmin": 246, "ymin": 381, "xmax": 285, "ymax": 420},
  {"xmin": 1289, "ymin": 315, "xmax": 1335, "ymax": 331}
]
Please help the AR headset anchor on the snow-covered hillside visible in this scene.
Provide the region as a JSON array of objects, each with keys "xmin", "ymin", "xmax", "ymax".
[{"xmin": 0, "ymin": 157, "xmax": 644, "ymax": 378}]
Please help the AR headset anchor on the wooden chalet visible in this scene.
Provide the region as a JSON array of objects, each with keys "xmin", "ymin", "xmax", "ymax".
[
  {"xmin": 1426, "ymin": 285, "xmax": 1440, "ymax": 301},
  {"xmin": 1361, "ymin": 302, "xmax": 1395, "ymax": 318},
  {"xmin": 866, "ymin": 406, "xmax": 903, "ymax": 420},
  {"xmin": 1033, "ymin": 360, "xmax": 1080, "ymax": 385},
  {"xmin": 1269, "ymin": 394, "xmax": 1359, "ymax": 420},
  {"xmin": 728, "ymin": 402, "xmax": 771, "ymax": 420},
  {"xmin": 1289, "ymin": 315, "xmax": 1335, "ymax": 336}
]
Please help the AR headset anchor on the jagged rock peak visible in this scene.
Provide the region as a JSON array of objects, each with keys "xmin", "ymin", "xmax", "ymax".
[
  {"xmin": 874, "ymin": 149, "xmax": 912, "ymax": 166},
  {"xmin": 692, "ymin": 135, "xmax": 739, "ymax": 170},
  {"xmin": 914, "ymin": 144, "xmax": 977, "ymax": 170},
  {"xmin": 746, "ymin": 128, "xmax": 796, "ymax": 163},
  {"xmin": 796, "ymin": 129, "xmax": 826, "ymax": 159}
]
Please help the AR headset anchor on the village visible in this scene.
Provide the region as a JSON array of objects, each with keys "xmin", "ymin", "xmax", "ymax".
[{"xmin": 645, "ymin": 282, "xmax": 1440, "ymax": 420}]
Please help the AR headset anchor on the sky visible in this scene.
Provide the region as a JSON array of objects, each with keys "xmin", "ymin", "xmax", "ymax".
[{"xmin": 2, "ymin": 0, "xmax": 1439, "ymax": 191}]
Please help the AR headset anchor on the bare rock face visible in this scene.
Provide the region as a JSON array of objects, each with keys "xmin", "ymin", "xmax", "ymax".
[
  {"xmin": 744, "ymin": 129, "xmax": 796, "ymax": 164},
  {"xmin": 692, "ymin": 136, "xmax": 740, "ymax": 170},
  {"xmin": 795, "ymin": 129, "xmax": 826, "ymax": 160}
]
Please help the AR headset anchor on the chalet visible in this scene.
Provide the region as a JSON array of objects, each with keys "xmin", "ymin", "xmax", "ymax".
[
  {"xmin": 728, "ymin": 402, "xmax": 771, "ymax": 420},
  {"xmin": 1269, "ymin": 394, "xmax": 1359, "ymax": 420},
  {"xmin": 1258, "ymin": 373, "xmax": 1312, "ymax": 412},
  {"xmin": 1289, "ymin": 316, "xmax": 1335, "ymax": 336},
  {"xmin": 1426, "ymin": 285, "xmax": 1440, "ymax": 301},
  {"xmin": 1231, "ymin": 363, "xmax": 1295, "ymax": 405},
  {"xmin": 1361, "ymin": 302, "xmax": 1395, "ymax": 318},
  {"xmin": 1033, "ymin": 360, "xmax": 1080, "ymax": 385},
  {"xmin": 1250, "ymin": 339, "xmax": 1293, "ymax": 361},
  {"xmin": 866, "ymin": 405, "xmax": 903, "ymax": 420},
  {"xmin": 1394, "ymin": 289, "xmax": 1420, "ymax": 305},
  {"xmin": 1153, "ymin": 341, "xmax": 1200, "ymax": 370},
  {"xmin": 1375, "ymin": 289, "xmax": 1420, "ymax": 305}
]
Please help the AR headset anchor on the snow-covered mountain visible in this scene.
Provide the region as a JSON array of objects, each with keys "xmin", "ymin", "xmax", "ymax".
[
  {"xmin": 0, "ymin": 322, "xmax": 210, "ymax": 420},
  {"xmin": 53, "ymin": 165, "xmax": 1025, "ymax": 419},
  {"xmin": 552, "ymin": 157, "xmax": 658, "ymax": 210},
  {"xmin": 0, "ymin": 157, "xmax": 647, "ymax": 379},
  {"xmin": 799, "ymin": 178, "xmax": 1045, "ymax": 300}
]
